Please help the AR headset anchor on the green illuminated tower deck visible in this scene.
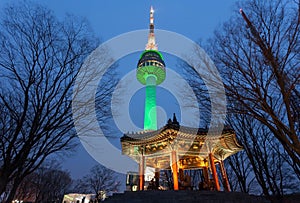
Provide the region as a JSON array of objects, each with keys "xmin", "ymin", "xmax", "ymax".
[{"xmin": 137, "ymin": 6, "xmax": 166, "ymax": 130}]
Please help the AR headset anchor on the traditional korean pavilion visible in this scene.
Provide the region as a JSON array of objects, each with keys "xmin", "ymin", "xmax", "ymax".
[
  {"xmin": 120, "ymin": 7, "xmax": 243, "ymax": 191},
  {"xmin": 121, "ymin": 115, "xmax": 243, "ymax": 191}
]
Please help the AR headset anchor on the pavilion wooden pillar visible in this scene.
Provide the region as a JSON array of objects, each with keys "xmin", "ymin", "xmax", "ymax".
[
  {"xmin": 209, "ymin": 153, "xmax": 220, "ymax": 191},
  {"xmin": 139, "ymin": 155, "xmax": 145, "ymax": 191},
  {"xmin": 220, "ymin": 160, "xmax": 230, "ymax": 192},
  {"xmin": 171, "ymin": 150, "xmax": 179, "ymax": 190},
  {"xmin": 155, "ymin": 168, "xmax": 160, "ymax": 189}
]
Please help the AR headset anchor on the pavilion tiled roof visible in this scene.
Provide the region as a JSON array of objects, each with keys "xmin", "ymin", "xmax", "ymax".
[{"xmin": 121, "ymin": 123, "xmax": 239, "ymax": 145}]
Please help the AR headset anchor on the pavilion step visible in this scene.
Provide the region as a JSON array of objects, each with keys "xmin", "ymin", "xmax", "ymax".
[{"xmin": 104, "ymin": 191, "xmax": 270, "ymax": 203}]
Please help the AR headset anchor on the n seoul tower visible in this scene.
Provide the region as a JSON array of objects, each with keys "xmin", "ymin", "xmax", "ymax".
[{"xmin": 137, "ymin": 6, "xmax": 166, "ymax": 130}]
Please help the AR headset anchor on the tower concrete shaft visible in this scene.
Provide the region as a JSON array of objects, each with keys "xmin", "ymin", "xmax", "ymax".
[{"xmin": 144, "ymin": 75, "xmax": 157, "ymax": 130}]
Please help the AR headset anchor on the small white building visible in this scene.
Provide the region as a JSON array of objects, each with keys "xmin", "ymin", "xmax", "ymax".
[{"xmin": 62, "ymin": 193, "xmax": 95, "ymax": 203}]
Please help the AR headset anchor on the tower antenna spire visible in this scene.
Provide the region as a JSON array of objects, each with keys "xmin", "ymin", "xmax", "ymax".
[{"xmin": 146, "ymin": 6, "xmax": 157, "ymax": 50}]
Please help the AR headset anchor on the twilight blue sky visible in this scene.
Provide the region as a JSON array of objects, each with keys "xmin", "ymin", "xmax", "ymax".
[
  {"xmin": 0, "ymin": 0, "xmax": 238, "ymax": 179},
  {"xmin": 0, "ymin": 0, "xmax": 238, "ymax": 41}
]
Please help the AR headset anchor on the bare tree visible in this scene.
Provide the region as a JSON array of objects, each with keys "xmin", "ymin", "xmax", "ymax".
[
  {"xmin": 208, "ymin": 0, "xmax": 300, "ymax": 177},
  {"xmin": 226, "ymin": 150, "xmax": 255, "ymax": 194},
  {"xmin": 75, "ymin": 165, "xmax": 121, "ymax": 202},
  {"xmin": 13, "ymin": 173, "xmax": 37, "ymax": 202},
  {"xmin": 14, "ymin": 160, "xmax": 72, "ymax": 203},
  {"xmin": 0, "ymin": 2, "xmax": 115, "ymax": 202},
  {"xmin": 227, "ymin": 114, "xmax": 298, "ymax": 197},
  {"xmin": 180, "ymin": 61, "xmax": 211, "ymax": 128}
]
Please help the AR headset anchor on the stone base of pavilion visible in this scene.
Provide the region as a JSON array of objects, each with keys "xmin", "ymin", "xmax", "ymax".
[{"xmin": 104, "ymin": 190, "xmax": 271, "ymax": 203}]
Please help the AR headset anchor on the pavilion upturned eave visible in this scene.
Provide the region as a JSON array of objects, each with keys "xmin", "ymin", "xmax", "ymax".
[{"xmin": 121, "ymin": 124, "xmax": 240, "ymax": 147}]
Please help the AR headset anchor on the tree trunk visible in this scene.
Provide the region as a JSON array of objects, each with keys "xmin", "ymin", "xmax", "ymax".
[
  {"xmin": 0, "ymin": 170, "xmax": 10, "ymax": 197},
  {"xmin": 5, "ymin": 178, "xmax": 21, "ymax": 203}
]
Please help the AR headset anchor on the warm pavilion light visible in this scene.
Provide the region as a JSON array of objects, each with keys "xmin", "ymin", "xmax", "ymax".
[{"xmin": 132, "ymin": 185, "xmax": 138, "ymax": 191}]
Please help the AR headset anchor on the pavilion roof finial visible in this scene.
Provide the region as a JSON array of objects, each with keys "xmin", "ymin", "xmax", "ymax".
[
  {"xmin": 172, "ymin": 113, "xmax": 179, "ymax": 125},
  {"xmin": 146, "ymin": 6, "xmax": 158, "ymax": 50}
]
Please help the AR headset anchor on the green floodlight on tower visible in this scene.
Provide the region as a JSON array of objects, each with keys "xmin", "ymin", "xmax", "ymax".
[{"xmin": 136, "ymin": 6, "xmax": 166, "ymax": 131}]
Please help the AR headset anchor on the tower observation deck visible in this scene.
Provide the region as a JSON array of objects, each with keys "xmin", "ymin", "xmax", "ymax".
[{"xmin": 136, "ymin": 6, "xmax": 166, "ymax": 130}]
